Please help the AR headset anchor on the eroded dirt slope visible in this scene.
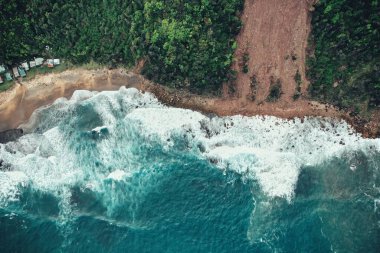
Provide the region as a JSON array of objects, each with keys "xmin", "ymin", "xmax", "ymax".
[
  {"xmin": 0, "ymin": 69, "xmax": 378, "ymax": 137},
  {"xmin": 0, "ymin": 0, "xmax": 378, "ymax": 137},
  {"xmin": 229, "ymin": 0, "xmax": 315, "ymax": 104}
]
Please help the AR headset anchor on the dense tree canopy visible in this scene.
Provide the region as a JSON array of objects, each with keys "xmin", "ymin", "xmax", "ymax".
[
  {"xmin": 307, "ymin": 0, "xmax": 380, "ymax": 110},
  {"xmin": 0, "ymin": 0, "xmax": 243, "ymax": 92},
  {"xmin": 0, "ymin": 0, "xmax": 38, "ymax": 66},
  {"xmin": 141, "ymin": 0, "xmax": 242, "ymax": 90}
]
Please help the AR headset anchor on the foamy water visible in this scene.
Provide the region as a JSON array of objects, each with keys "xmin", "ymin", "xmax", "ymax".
[{"xmin": 0, "ymin": 87, "xmax": 379, "ymax": 252}]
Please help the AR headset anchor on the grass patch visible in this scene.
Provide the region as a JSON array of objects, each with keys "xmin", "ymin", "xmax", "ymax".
[
  {"xmin": 80, "ymin": 60, "xmax": 105, "ymax": 70},
  {"xmin": 0, "ymin": 61, "xmax": 74, "ymax": 93},
  {"xmin": 23, "ymin": 61, "xmax": 73, "ymax": 82},
  {"xmin": 0, "ymin": 81, "xmax": 14, "ymax": 92}
]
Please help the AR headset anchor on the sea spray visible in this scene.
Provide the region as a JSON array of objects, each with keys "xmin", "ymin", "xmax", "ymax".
[{"xmin": 0, "ymin": 87, "xmax": 379, "ymax": 252}]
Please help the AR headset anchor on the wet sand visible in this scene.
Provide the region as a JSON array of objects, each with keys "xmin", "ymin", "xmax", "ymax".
[
  {"xmin": 0, "ymin": 68, "xmax": 143, "ymax": 131},
  {"xmin": 0, "ymin": 68, "xmax": 379, "ymax": 138}
]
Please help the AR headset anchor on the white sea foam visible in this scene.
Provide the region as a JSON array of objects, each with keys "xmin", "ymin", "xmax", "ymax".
[
  {"xmin": 107, "ymin": 169, "xmax": 132, "ymax": 181},
  {"xmin": 115, "ymin": 91, "xmax": 380, "ymax": 200},
  {"xmin": 70, "ymin": 90, "xmax": 97, "ymax": 102},
  {"xmin": 91, "ymin": 126, "xmax": 108, "ymax": 133},
  {"xmin": 0, "ymin": 171, "xmax": 29, "ymax": 204},
  {"xmin": 0, "ymin": 87, "xmax": 379, "ymax": 208},
  {"xmin": 126, "ymin": 107, "xmax": 206, "ymax": 146},
  {"xmin": 207, "ymin": 146, "xmax": 300, "ymax": 200},
  {"xmin": 375, "ymin": 198, "xmax": 380, "ymax": 213}
]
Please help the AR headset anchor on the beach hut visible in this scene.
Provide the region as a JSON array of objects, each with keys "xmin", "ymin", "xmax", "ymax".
[
  {"xmin": 5, "ymin": 72, "xmax": 12, "ymax": 81},
  {"xmin": 21, "ymin": 62, "xmax": 29, "ymax": 71},
  {"xmin": 0, "ymin": 65, "xmax": 5, "ymax": 73},
  {"xmin": 53, "ymin": 59, "xmax": 60, "ymax": 65},
  {"xmin": 35, "ymin": 57, "xmax": 44, "ymax": 66},
  {"xmin": 47, "ymin": 59, "xmax": 54, "ymax": 68},
  {"xmin": 18, "ymin": 67, "xmax": 26, "ymax": 77},
  {"xmin": 12, "ymin": 67, "xmax": 20, "ymax": 78},
  {"xmin": 29, "ymin": 61, "xmax": 36, "ymax": 68}
]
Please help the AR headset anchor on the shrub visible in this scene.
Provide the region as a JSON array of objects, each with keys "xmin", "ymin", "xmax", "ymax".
[
  {"xmin": 293, "ymin": 70, "xmax": 302, "ymax": 100},
  {"xmin": 266, "ymin": 78, "xmax": 282, "ymax": 102}
]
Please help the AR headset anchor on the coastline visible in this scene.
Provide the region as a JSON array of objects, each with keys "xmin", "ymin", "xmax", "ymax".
[{"xmin": 0, "ymin": 68, "xmax": 378, "ymax": 138}]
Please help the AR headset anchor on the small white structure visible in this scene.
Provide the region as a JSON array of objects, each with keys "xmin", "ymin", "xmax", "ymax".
[
  {"xmin": 47, "ymin": 59, "xmax": 54, "ymax": 68},
  {"xmin": 5, "ymin": 72, "xmax": 12, "ymax": 81},
  {"xmin": 0, "ymin": 76, "xmax": 3, "ymax": 84},
  {"xmin": 0, "ymin": 65, "xmax": 5, "ymax": 73},
  {"xmin": 21, "ymin": 62, "xmax": 29, "ymax": 71},
  {"xmin": 12, "ymin": 67, "xmax": 20, "ymax": 78},
  {"xmin": 29, "ymin": 61, "xmax": 36, "ymax": 68},
  {"xmin": 53, "ymin": 59, "xmax": 60, "ymax": 65},
  {"xmin": 18, "ymin": 67, "xmax": 26, "ymax": 77},
  {"xmin": 35, "ymin": 57, "xmax": 44, "ymax": 66}
]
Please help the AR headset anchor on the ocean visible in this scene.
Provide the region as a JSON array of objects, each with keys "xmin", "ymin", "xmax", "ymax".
[{"xmin": 0, "ymin": 87, "xmax": 379, "ymax": 253}]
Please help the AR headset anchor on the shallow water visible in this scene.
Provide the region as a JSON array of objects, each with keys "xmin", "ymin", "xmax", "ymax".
[{"xmin": 0, "ymin": 87, "xmax": 379, "ymax": 253}]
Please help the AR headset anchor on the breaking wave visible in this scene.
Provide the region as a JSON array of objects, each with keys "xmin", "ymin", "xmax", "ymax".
[{"xmin": 0, "ymin": 87, "xmax": 379, "ymax": 252}]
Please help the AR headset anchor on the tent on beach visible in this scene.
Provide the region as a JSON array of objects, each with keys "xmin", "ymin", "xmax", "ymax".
[
  {"xmin": 5, "ymin": 73, "xmax": 12, "ymax": 81},
  {"xmin": 47, "ymin": 59, "xmax": 54, "ymax": 68},
  {"xmin": 18, "ymin": 67, "xmax": 26, "ymax": 77},
  {"xmin": 12, "ymin": 67, "xmax": 20, "ymax": 78},
  {"xmin": 21, "ymin": 62, "xmax": 29, "ymax": 71},
  {"xmin": 29, "ymin": 61, "xmax": 36, "ymax": 68},
  {"xmin": 35, "ymin": 58, "xmax": 44, "ymax": 66}
]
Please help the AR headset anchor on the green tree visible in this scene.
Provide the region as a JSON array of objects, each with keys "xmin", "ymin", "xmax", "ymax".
[{"xmin": 0, "ymin": 0, "xmax": 37, "ymax": 66}]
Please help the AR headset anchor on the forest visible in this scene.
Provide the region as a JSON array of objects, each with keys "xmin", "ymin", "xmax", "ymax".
[
  {"xmin": 307, "ymin": 0, "xmax": 380, "ymax": 112},
  {"xmin": 0, "ymin": 0, "xmax": 243, "ymax": 92},
  {"xmin": 2, "ymin": 0, "xmax": 379, "ymax": 109}
]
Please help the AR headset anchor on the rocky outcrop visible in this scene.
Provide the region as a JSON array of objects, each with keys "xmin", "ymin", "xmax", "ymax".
[{"xmin": 0, "ymin": 128, "xmax": 24, "ymax": 144}]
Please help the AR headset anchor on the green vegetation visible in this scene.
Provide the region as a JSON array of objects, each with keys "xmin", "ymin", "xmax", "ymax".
[
  {"xmin": 0, "ymin": 61, "xmax": 83, "ymax": 91},
  {"xmin": 293, "ymin": 69, "xmax": 302, "ymax": 100},
  {"xmin": 0, "ymin": 81, "xmax": 13, "ymax": 92},
  {"xmin": 266, "ymin": 77, "xmax": 282, "ymax": 102},
  {"xmin": 1, "ymin": 0, "xmax": 243, "ymax": 93},
  {"xmin": 0, "ymin": 1, "xmax": 37, "ymax": 66},
  {"xmin": 22, "ymin": 61, "xmax": 73, "ymax": 81},
  {"xmin": 307, "ymin": 0, "xmax": 380, "ymax": 111},
  {"xmin": 248, "ymin": 74, "xmax": 258, "ymax": 101},
  {"xmin": 242, "ymin": 52, "xmax": 249, "ymax": 73}
]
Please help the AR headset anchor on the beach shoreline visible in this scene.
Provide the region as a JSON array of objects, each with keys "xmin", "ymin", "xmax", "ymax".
[{"xmin": 0, "ymin": 68, "xmax": 378, "ymax": 138}]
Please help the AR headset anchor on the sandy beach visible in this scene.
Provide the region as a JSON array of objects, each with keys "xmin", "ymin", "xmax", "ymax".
[
  {"xmin": 0, "ymin": 68, "xmax": 142, "ymax": 131},
  {"xmin": 0, "ymin": 68, "xmax": 378, "ymax": 138}
]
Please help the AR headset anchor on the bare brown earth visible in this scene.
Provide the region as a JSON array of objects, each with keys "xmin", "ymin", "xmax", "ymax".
[
  {"xmin": 0, "ymin": 68, "xmax": 378, "ymax": 138},
  {"xmin": 0, "ymin": 0, "xmax": 378, "ymax": 137},
  {"xmin": 229, "ymin": 0, "xmax": 314, "ymax": 102},
  {"xmin": 0, "ymin": 69, "xmax": 142, "ymax": 131}
]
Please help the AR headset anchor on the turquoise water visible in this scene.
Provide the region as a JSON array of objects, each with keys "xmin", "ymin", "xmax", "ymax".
[{"xmin": 0, "ymin": 87, "xmax": 379, "ymax": 253}]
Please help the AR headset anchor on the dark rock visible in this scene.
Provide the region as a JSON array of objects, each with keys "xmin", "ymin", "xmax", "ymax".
[
  {"xmin": 0, "ymin": 129, "xmax": 24, "ymax": 144},
  {"xmin": 197, "ymin": 143, "xmax": 206, "ymax": 153},
  {"xmin": 200, "ymin": 119, "xmax": 213, "ymax": 138},
  {"xmin": 209, "ymin": 158, "xmax": 219, "ymax": 164},
  {"xmin": 205, "ymin": 113, "xmax": 218, "ymax": 119},
  {"xmin": 0, "ymin": 159, "xmax": 12, "ymax": 171}
]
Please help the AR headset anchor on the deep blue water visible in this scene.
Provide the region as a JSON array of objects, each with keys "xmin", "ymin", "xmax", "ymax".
[{"xmin": 0, "ymin": 88, "xmax": 379, "ymax": 252}]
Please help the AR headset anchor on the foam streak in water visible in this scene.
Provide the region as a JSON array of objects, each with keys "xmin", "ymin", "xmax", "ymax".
[{"xmin": 0, "ymin": 87, "xmax": 379, "ymax": 222}]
